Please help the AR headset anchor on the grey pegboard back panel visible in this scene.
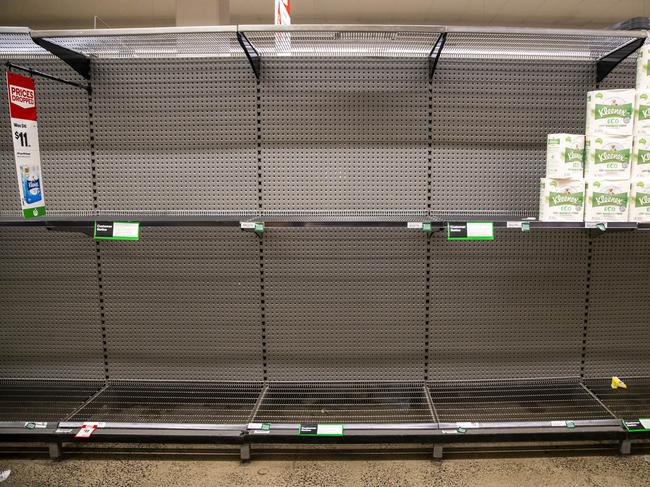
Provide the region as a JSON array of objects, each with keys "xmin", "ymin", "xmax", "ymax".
[
  {"xmin": 584, "ymin": 232, "xmax": 650, "ymax": 379},
  {"xmin": 92, "ymin": 59, "xmax": 257, "ymax": 214},
  {"xmin": 99, "ymin": 227, "xmax": 262, "ymax": 381},
  {"xmin": 431, "ymin": 59, "xmax": 594, "ymax": 216},
  {"xmin": 0, "ymin": 60, "xmax": 93, "ymax": 216},
  {"xmin": 428, "ymin": 230, "xmax": 588, "ymax": 381},
  {"xmin": 264, "ymin": 228, "xmax": 427, "ymax": 381},
  {"xmin": 0, "ymin": 228, "xmax": 104, "ymax": 380},
  {"xmin": 261, "ymin": 59, "xmax": 428, "ymax": 213}
]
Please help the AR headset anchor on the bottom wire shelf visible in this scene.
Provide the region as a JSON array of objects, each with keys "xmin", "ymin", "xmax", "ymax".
[
  {"xmin": 0, "ymin": 380, "xmax": 103, "ymax": 422},
  {"xmin": 252, "ymin": 382, "xmax": 434, "ymax": 424},
  {"xmin": 69, "ymin": 381, "xmax": 263, "ymax": 424},
  {"xmin": 2, "ymin": 379, "xmax": 649, "ymax": 429},
  {"xmin": 585, "ymin": 378, "xmax": 650, "ymax": 420},
  {"xmin": 427, "ymin": 379, "xmax": 615, "ymax": 423}
]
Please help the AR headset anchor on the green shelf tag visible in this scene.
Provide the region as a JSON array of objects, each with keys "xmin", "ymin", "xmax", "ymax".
[
  {"xmin": 93, "ymin": 222, "xmax": 140, "ymax": 241},
  {"xmin": 298, "ymin": 423, "xmax": 344, "ymax": 436},
  {"xmin": 624, "ymin": 419, "xmax": 650, "ymax": 432},
  {"xmin": 447, "ymin": 222, "xmax": 494, "ymax": 241}
]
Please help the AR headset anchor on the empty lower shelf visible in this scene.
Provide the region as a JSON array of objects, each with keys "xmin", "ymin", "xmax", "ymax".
[
  {"xmin": 2, "ymin": 379, "xmax": 647, "ymax": 430},
  {"xmin": 0, "ymin": 380, "xmax": 103, "ymax": 422},
  {"xmin": 252, "ymin": 382, "xmax": 434, "ymax": 424},
  {"xmin": 68, "ymin": 381, "xmax": 263, "ymax": 424},
  {"xmin": 427, "ymin": 379, "xmax": 615, "ymax": 423},
  {"xmin": 586, "ymin": 378, "xmax": 650, "ymax": 420}
]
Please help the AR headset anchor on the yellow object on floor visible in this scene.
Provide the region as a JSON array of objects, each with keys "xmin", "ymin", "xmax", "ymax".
[{"xmin": 611, "ymin": 376, "xmax": 627, "ymax": 389}]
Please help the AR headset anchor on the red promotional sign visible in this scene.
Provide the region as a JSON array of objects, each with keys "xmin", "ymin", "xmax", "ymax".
[{"xmin": 6, "ymin": 72, "xmax": 37, "ymax": 121}]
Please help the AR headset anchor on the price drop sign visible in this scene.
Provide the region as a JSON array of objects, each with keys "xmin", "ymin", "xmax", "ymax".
[{"xmin": 6, "ymin": 72, "xmax": 46, "ymax": 218}]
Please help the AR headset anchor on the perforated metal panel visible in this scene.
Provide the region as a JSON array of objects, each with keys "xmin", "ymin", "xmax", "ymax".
[
  {"xmin": 428, "ymin": 230, "xmax": 588, "ymax": 380},
  {"xmin": 430, "ymin": 59, "xmax": 593, "ymax": 217},
  {"xmin": 264, "ymin": 228, "xmax": 427, "ymax": 381},
  {"xmin": 92, "ymin": 58, "xmax": 257, "ymax": 214},
  {"xmin": 584, "ymin": 232, "xmax": 650, "ymax": 379},
  {"xmin": 0, "ymin": 60, "xmax": 93, "ymax": 216},
  {"xmin": 99, "ymin": 228, "xmax": 263, "ymax": 381},
  {"xmin": 0, "ymin": 228, "xmax": 104, "ymax": 380},
  {"xmin": 261, "ymin": 59, "xmax": 429, "ymax": 214}
]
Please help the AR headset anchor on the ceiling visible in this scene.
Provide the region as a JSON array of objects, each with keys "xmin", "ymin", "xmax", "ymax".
[{"xmin": 0, "ymin": 0, "xmax": 648, "ymax": 29}]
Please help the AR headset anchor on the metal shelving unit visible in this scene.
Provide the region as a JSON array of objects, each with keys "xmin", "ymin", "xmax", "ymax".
[{"xmin": 1, "ymin": 24, "xmax": 649, "ymax": 459}]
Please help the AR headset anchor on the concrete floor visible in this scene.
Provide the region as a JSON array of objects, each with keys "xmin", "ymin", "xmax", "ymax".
[{"xmin": 1, "ymin": 454, "xmax": 650, "ymax": 487}]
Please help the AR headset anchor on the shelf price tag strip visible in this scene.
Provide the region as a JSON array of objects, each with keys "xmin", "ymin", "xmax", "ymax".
[
  {"xmin": 6, "ymin": 72, "xmax": 46, "ymax": 218},
  {"xmin": 447, "ymin": 222, "xmax": 494, "ymax": 240},
  {"xmin": 624, "ymin": 419, "xmax": 650, "ymax": 432},
  {"xmin": 298, "ymin": 424, "xmax": 344, "ymax": 436},
  {"xmin": 93, "ymin": 222, "xmax": 140, "ymax": 241}
]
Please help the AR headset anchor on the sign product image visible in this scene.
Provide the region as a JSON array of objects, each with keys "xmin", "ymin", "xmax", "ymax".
[
  {"xmin": 6, "ymin": 72, "xmax": 45, "ymax": 218},
  {"xmin": 447, "ymin": 222, "xmax": 494, "ymax": 240}
]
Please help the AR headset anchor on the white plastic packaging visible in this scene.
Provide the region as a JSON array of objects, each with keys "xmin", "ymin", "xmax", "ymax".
[
  {"xmin": 539, "ymin": 178, "xmax": 585, "ymax": 222},
  {"xmin": 637, "ymin": 45, "xmax": 650, "ymax": 89},
  {"xmin": 546, "ymin": 134, "xmax": 584, "ymax": 178},
  {"xmin": 585, "ymin": 179, "xmax": 630, "ymax": 222},
  {"xmin": 585, "ymin": 135, "xmax": 632, "ymax": 179},
  {"xmin": 632, "ymin": 135, "xmax": 650, "ymax": 178},
  {"xmin": 629, "ymin": 178, "xmax": 650, "ymax": 222},
  {"xmin": 585, "ymin": 89, "xmax": 635, "ymax": 136},
  {"xmin": 634, "ymin": 90, "xmax": 650, "ymax": 135}
]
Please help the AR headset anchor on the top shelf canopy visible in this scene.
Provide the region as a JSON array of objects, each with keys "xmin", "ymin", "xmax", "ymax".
[
  {"xmin": 0, "ymin": 28, "xmax": 51, "ymax": 58},
  {"xmin": 31, "ymin": 26, "xmax": 244, "ymax": 58},
  {"xmin": 20, "ymin": 24, "xmax": 646, "ymax": 61}
]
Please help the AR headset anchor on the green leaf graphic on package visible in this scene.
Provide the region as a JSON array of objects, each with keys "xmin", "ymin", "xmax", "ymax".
[
  {"xmin": 638, "ymin": 148, "xmax": 650, "ymax": 165},
  {"xmin": 564, "ymin": 148, "xmax": 584, "ymax": 163},
  {"xmin": 548, "ymin": 191, "xmax": 583, "ymax": 207},
  {"xmin": 590, "ymin": 191, "xmax": 628, "ymax": 208},
  {"xmin": 594, "ymin": 147, "xmax": 630, "ymax": 165},
  {"xmin": 594, "ymin": 103, "xmax": 632, "ymax": 120},
  {"xmin": 636, "ymin": 193, "xmax": 650, "ymax": 207}
]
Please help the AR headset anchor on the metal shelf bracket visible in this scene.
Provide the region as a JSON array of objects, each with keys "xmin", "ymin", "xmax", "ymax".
[
  {"xmin": 428, "ymin": 32, "xmax": 447, "ymax": 81},
  {"xmin": 5, "ymin": 62, "xmax": 90, "ymax": 92},
  {"xmin": 237, "ymin": 32, "xmax": 261, "ymax": 81},
  {"xmin": 596, "ymin": 37, "xmax": 645, "ymax": 83},
  {"xmin": 31, "ymin": 36, "xmax": 91, "ymax": 80}
]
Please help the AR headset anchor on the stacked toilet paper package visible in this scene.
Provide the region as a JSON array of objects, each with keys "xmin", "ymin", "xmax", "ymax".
[{"xmin": 539, "ymin": 45, "xmax": 650, "ymax": 223}]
